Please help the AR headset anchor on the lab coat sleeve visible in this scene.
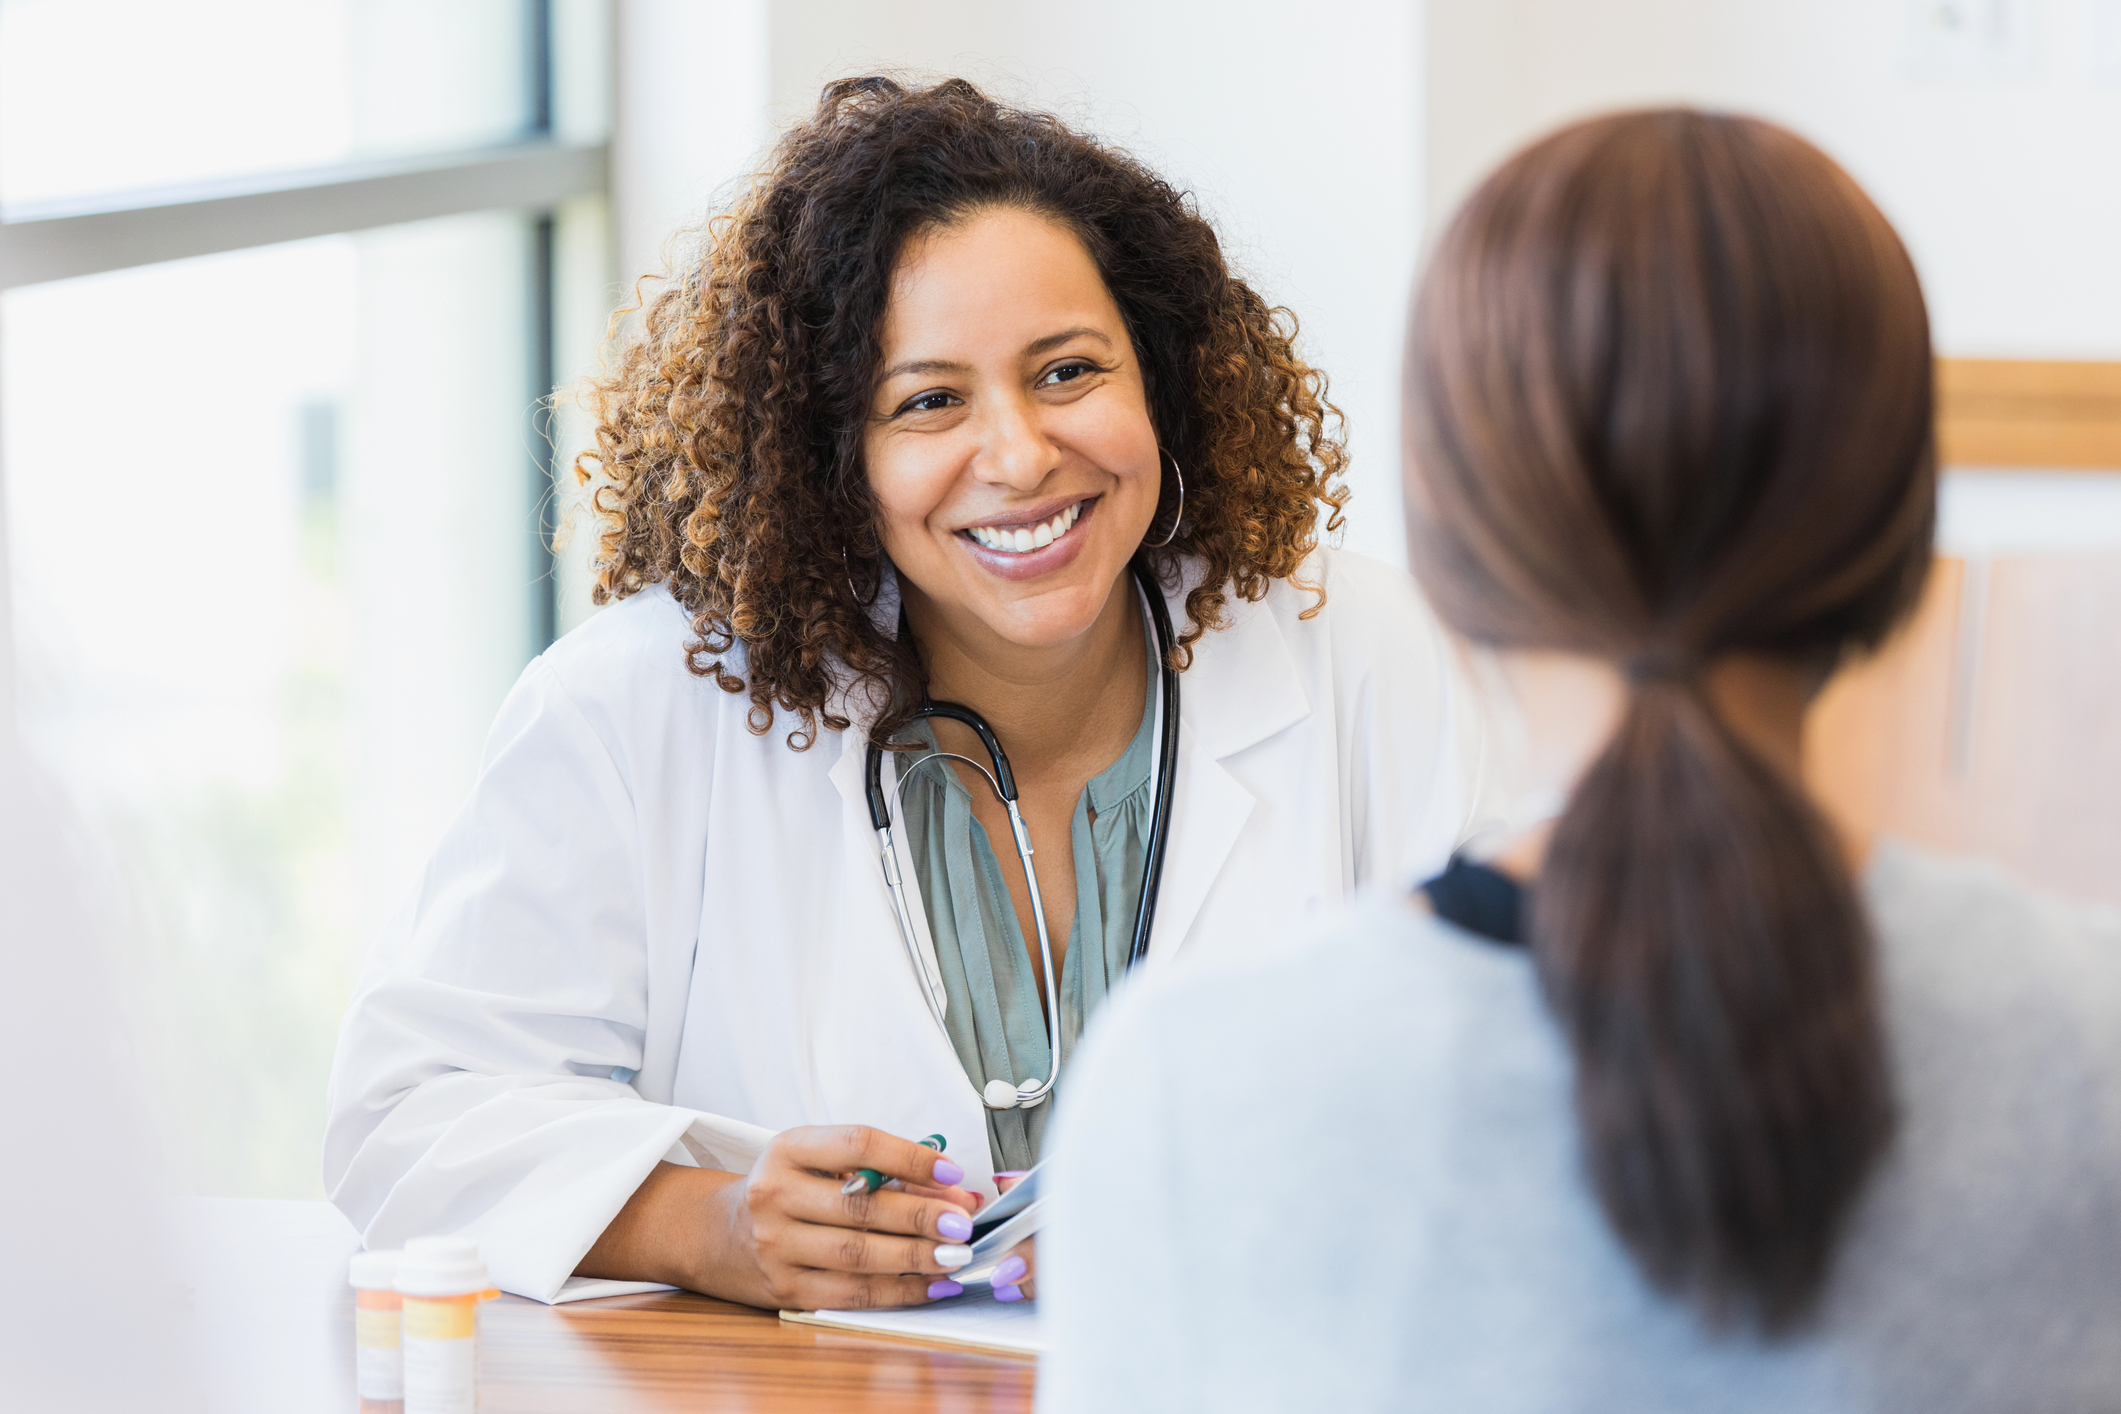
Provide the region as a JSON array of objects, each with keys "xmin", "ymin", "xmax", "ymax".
[{"xmin": 322, "ymin": 656, "xmax": 769, "ymax": 1303}]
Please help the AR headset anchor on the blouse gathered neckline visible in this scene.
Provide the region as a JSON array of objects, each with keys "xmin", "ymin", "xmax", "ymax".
[{"xmin": 898, "ymin": 682, "xmax": 1158, "ymax": 1173}]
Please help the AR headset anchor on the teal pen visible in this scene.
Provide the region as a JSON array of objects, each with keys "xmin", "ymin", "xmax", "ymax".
[{"xmin": 842, "ymin": 1133, "xmax": 946, "ymax": 1195}]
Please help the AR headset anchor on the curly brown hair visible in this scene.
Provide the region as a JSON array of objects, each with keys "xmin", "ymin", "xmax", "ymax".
[{"xmin": 578, "ymin": 75, "xmax": 1349, "ymax": 747}]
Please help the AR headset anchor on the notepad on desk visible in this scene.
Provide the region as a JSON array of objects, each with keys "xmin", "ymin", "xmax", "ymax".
[{"xmin": 782, "ymin": 1287, "xmax": 1043, "ymax": 1356}]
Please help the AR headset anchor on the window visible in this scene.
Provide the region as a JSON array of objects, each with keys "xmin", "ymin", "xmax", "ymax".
[
  {"xmin": 0, "ymin": 0, "xmax": 541, "ymax": 206},
  {"xmin": 0, "ymin": 0, "xmax": 612, "ymax": 1198}
]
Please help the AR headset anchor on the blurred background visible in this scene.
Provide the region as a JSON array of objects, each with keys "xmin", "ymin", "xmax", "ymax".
[{"xmin": 0, "ymin": 0, "xmax": 2115, "ymax": 1203}]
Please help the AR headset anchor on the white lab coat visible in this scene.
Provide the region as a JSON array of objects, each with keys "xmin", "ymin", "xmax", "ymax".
[{"xmin": 323, "ymin": 548, "xmax": 1486, "ymax": 1302}]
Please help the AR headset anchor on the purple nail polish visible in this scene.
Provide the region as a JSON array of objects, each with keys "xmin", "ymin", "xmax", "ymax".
[
  {"xmin": 994, "ymin": 1254, "xmax": 1027, "ymax": 1286},
  {"xmin": 931, "ymin": 1157, "xmax": 965, "ymax": 1186},
  {"xmin": 927, "ymin": 1279, "xmax": 963, "ymax": 1300},
  {"xmin": 993, "ymin": 1283, "xmax": 1024, "ymax": 1303},
  {"xmin": 937, "ymin": 1210, "xmax": 973, "ymax": 1241}
]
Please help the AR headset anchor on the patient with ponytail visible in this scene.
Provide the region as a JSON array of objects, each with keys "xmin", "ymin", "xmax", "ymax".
[{"xmin": 1039, "ymin": 110, "xmax": 2121, "ymax": 1412}]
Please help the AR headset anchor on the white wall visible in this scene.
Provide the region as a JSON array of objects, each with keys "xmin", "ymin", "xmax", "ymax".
[
  {"xmin": 612, "ymin": 0, "xmax": 771, "ymax": 301},
  {"xmin": 1422, "ymin": 0, "xmax": 2121, "ymax": 358},
  {"xmin": 347, "ymin": 215, "xmax": 539, "ymax": 925},
  {"xmin": 556, "ymin": 0, "xmax": 772, "ymax": 628}
]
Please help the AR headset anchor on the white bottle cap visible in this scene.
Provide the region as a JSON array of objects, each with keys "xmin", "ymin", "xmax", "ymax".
[
  {"xmin": 349, "ymin": 1249, "xmax": 401, "ymax": 1290},
  {"xmin": 394, "ymin": 1236, "xmax": 489, "ymax": 1298}
]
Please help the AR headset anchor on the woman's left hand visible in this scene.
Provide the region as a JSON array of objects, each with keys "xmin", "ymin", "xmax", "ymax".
[
  {"xmin": 987, "ymin": 1170, "xmax": 1034, "ymax": 1301},
  {"xmin": 897, "ymin": 1171, "xmax": 1036, "ymax": 1301},
  {"xmin": 988, "ymin": 1237, "xmax": 1034, "ymax": 1301}
]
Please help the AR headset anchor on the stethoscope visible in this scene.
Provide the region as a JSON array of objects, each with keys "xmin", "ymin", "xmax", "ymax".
[{"xmin": 863, "ymin": 560, "xmax": 1181, "ymax": 1111}]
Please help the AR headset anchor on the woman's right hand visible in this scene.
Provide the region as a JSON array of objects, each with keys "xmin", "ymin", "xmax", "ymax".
[{"xmin": 580, "ymin": 1125, "xmax": 982, "ymax": 1311}]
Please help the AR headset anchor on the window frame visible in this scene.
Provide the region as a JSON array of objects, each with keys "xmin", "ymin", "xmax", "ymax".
[{"xmin": 0, "ymin": 0, "xmax": 608, "ymax": 680}]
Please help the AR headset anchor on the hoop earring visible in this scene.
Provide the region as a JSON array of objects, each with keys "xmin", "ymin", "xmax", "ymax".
[
  {"xmin": 843, "ymin": 547, "xmax": 877, "ymax": 608},
  {"xmin": 1146, "ymin": 448, "xmax": 1185, "ymax": 548}
]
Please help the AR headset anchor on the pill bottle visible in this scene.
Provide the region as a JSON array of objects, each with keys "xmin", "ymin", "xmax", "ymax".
[
  {"xmin": 395, "ymin": 1236, "xmax": 492, "ymax": 1414},
  {"xmin": 349, "ymin": 1249, "xmax": 404, "ymax": 1405}
]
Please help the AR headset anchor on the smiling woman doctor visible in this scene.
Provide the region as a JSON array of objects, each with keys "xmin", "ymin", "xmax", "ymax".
[{"xmin": 324, "ymin": 78, "xmax": 1485, "ymax": 1312}]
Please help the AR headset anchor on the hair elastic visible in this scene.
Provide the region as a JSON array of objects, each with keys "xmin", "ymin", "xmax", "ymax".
[{"xmin": 1623, "ymin": 650, "xmax": 1700, "ymax": 684}]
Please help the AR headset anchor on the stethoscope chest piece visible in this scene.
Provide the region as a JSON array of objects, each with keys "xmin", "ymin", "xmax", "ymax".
[{"xmin": 984, "ymin": 1077, "xmax": 1039, "ymax": 1110}]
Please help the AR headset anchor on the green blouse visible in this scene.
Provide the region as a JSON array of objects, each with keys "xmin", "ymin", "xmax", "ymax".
[{"xmin": 899, "ymin": 687, "xmax": 1156, "ymax": 1173}]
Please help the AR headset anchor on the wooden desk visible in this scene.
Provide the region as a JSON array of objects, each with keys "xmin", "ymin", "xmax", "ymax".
[{"xmin": 169, "ymin": 1199, "xmax": 1034, "ymax": 1413}]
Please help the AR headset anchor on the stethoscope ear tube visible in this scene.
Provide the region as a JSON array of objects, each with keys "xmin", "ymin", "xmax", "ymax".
[
  {"xmin": 912, "ymin": 703, "xmax": 1017, "ymax": 799},
  {"xmin": 863, "ymin": 739, "xmax": 893, "ymax": 831},
  {"xmin": 864, "ymin": 705, "xmax": 1017, "ymax": 832}
]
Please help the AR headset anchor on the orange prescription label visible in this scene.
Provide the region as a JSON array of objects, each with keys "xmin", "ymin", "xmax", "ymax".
[
  {"xmin": 355, "ymin": 1306, "xmax": 402, "ymax": 1349},
  {"xmin": 402, "ymin": 1292, "xmax": 479, "ymax": 1414},
  {"xmin": 353, "ymin": 1289, "xmax": 404, "ymax": 1400},
  {"xmin": 402, "ymin": 1293, "xmax": 478, "ymax": 1341}
]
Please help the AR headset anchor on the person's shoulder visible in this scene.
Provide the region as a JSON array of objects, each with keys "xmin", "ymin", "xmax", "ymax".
[
  {"xmin": 495, "ymin": 583, "xmax": 760, "ymax": 770},
  {"xmin": 1868, "ymin": 838, "xmax": 2121, "ymax": 1066},
  {"xmin": 535, "ymin": 583, "xmax": 763, "ymax": 711},
  {"xmin": 1870, "ymin": 839, "xmax": 2121, "ymax": 981},
  {"xmin": 1186, "ymin": 545, "xmax": 1447, "ymax": 693},
  {"xmin": 1830, "ymin": 843, "xmax": 2121, "ymax": 1390},
  {"xmin": 1092, "ymin": 889, "xmax": 1542, "ymax": 1095},
  {"xmin": 537, "ymin": 582, "xmax": 710, "ymax": 689},
  {"xmin": 1285, "ymin": 545, "xmax": 1451, "ymax": 679},
  {"xmin": 1259, "ymin": 544, "xmax": 1434, "ymax": 635}
]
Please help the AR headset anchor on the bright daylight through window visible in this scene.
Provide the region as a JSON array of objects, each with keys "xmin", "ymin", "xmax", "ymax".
[{"xmin": 0, "ymin": 0, "xmax": 612, "ymax": 1198}]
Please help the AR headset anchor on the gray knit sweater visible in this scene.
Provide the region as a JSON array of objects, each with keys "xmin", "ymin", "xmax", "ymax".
[{"xmin": 1039, "ymin": 840, "xmax": 2121, "ymax": 1412}]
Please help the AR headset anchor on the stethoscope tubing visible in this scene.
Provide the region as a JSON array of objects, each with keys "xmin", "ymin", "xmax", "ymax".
[
  {"xmin": 862, "ymin": 558, "xmax": 1181, "ymax": 1111},
  {"xmin": 1129, "ymin": 561, "xmax": 1182, "ymax": 968}
]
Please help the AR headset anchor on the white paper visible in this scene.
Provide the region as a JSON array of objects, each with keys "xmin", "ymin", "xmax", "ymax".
[
  {"xmin": 970, "ymin": 1159, "xmax": 1043, "ymax": 1231},
  {"xmin": 786, "ymin": 1288, "xmax": 1043, "ymax": 1354}
]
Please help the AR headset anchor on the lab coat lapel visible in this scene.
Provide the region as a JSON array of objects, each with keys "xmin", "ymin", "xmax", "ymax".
[
  {"xmin": 1141, "ymin": 578, "xmax": 1311, "ymax": 965},
  {"xmin": 1141, "ymin": 725, "xmax": 1253, "ymax": 971}
]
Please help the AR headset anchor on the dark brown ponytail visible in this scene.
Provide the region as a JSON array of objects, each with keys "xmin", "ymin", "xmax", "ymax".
[{"xmin": 1404, "ymin": 111, "xmax": 1936, "ymax": 1330}]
